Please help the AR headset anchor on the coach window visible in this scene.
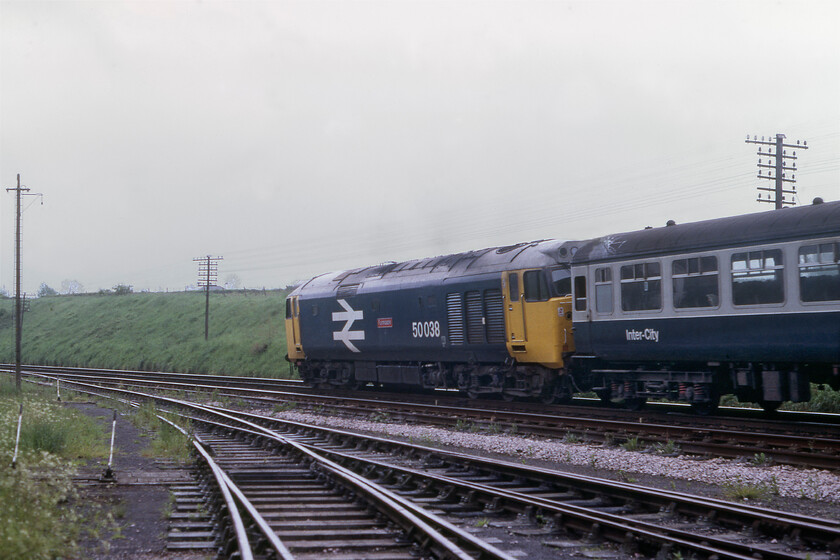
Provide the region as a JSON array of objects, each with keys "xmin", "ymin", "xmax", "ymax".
[
  {"xmin": 620, "ymin": 261, "xmax": 661, "ymax": 311},
  {"xmin": 574, "ymin": 275, "xmax": 587, "ymax": 311},
  {"xmin": 799, "ymin": 242, "xmax": 840, "ymax": 302},
  {"xmin": 524, "ymin": 270, "xmax": 550, "ymax": 302},
  {"xmin": 673, "ymin": 256, "xmax": 719, "ymax": 308},
  {"xmin": 731, "ymin": 249, "xmax": 784, "ymax": 305},
  {"xmin": 594, "ymin": 267, "xmax": 613, "ymax": 313}
]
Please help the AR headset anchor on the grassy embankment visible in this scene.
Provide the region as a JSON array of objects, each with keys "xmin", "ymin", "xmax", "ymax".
[{"xmin": 0, "ymin": 290, "xmax": 293, "ymax": 377}]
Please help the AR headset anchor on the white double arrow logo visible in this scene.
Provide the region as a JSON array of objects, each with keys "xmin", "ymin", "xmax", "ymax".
[{"xmin": 332, "ymin": 299, "xmax": 365, "ymax": 353}]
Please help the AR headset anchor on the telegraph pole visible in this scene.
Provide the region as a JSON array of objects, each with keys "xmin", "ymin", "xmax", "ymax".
[
  {"xmin": 194, "ymin": 255, "xmax": 222, "ymax": 340},
  {"xmin": 5, "ymin": 174, "xmax": 43, "ymax": 392},
  {"xmin": 745, "ymin": 134, "xmax": 808, "ymax": 209}
]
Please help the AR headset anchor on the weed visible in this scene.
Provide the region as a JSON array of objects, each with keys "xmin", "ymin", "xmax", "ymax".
[
  {"xmin": 621, "ymin": 437, "xmax": 642, "ymax": 451},
  {"xmin": 475, "ymin": 518, "xmax": 490, "ymax": 528},
  {"xmin": 370, "ymin": 412, "xmax": 391, "ymax": 423},
  {"xmin": 563, "ymin": 431, "xmax": 581, "ymax": 444},
  {"xmin": 272, "ymin": 401, "xmax": 297, "ymax": 413},
  {"xmin": 617, "ymin": 470, "xmax": 638, "ymax": 483},
  {"xmin": 723, "ymin": 479, "xmax": 771, "ymax": 501},
  {"xmin": 751, "ymin": 452, "xmax": 773, "ymax": 467},
  {"xmin": 588, "ymin": 453, "xmax": 598, "ymax": 468},
  {"xmin": 654, "ymin": 440, "xmax": 681, "ymax": 455},
  {"xmin": 148, "ymin": 421, "xmax": 193, "ymax": 463}
]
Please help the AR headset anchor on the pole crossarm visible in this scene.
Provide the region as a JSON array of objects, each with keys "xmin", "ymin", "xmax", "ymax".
[
  {"xmin": 745, "ymin": 133, "xmax": 807, "ymax": 209},
  {"xmin": 194, "ymin": 255, "xmax": 223, "ymax": 340},
  {"xmin": 5, "ymin": 174, "xmax": 44, "ymax": 392}
]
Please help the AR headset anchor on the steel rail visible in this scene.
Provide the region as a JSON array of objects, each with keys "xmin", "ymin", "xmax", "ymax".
[
  {"xmin": 16, "ymin": 364, "xmax": 840, "ymax": 439},
  {"xmin": 224, "ymin": 402, "xmax": 840, "ymax": 545},
  {"xmin": 48, "ymin": 382, "xmax": 293, "ymax": 560},
  {"xmin": 19, "ymin": 368, "xmax": 840, "ymax": 470},
  {"xmin": 19, "ymin": 370, "xmax": 840, "ymax": 533},
  {"xmin": 44, "ymin": 375, "xmax": 840, "ymax": 558},
  {"xmin": 10, "ymin": 363, "xmax": 840, "ymax": 426},
  {"xmin": 48, "ymin": 376, "xmax": 516, "ymax": 560},
  {"xmin": 162, "ymin": 402, "xmax": 840, "ymax": 560}
]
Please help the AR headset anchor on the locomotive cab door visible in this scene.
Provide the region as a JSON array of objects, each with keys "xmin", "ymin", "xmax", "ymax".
[
  {"xmin": 503, "ymin": 268, "xmax": 571, "ymax": 369},
  {"xmin": 285, "ymin": 296, "xmax": 305, "ymax": 360},
  {"xmin": 502, "ymin": 271, "xmax": 527, "ymax": 347}
]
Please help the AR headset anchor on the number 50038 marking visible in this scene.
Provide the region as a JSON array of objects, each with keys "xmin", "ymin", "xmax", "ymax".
[{"xmin": 412, "ymin": 321, "xmax": 441, "ymax": 338}]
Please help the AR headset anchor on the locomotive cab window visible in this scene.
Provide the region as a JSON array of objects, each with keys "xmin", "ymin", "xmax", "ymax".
[
  {"xmin": 799, "ymin": 242, "xmax": 840, "ymax": 302},
  {"xmin": 594, "ymin": 267, "xmax": 613, "ymax": 313},
  {"xmin": 620, "ymin": 261, "xmax": 661, "ymax": 311},
  {"xmin": 285, "ymin": 298, "xmax": 292, "ymax": 319},
  {"xmin": 550, "ymin": 266, "xmax": 572, "ymax": 297},
  {"xmin": 673, "ymin": 256, "xmax": 719, "ymax": 308},
  {"xmin": 523, "ymin": 270, "xmax": 550, "ymax": 302},
  {"xmin": 731, "ymin": 249, "xmax": 784, "ymax": 305},
  {"xmin": 508, "ymin": 273, "xmax": 519, "ymax": 302}
]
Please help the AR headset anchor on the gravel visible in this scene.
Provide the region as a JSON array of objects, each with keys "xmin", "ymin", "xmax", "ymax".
[{"xmin": 269, "ymin": 409, "xmax": 840, "ymax": 505}]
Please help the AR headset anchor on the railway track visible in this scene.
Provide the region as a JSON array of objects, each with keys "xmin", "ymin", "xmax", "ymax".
[
  {"xmin": 30, "ymin": 375, "xmax": 840, "ymax": 559},
  {"xmin": 12, "ymin": 365, "xmax": 840, "ymax": 469}
]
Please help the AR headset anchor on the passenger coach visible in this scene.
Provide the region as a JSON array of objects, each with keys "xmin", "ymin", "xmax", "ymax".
[{"xmin": 569, "ymin": 198, "xmax": 840, "ymax": 411}]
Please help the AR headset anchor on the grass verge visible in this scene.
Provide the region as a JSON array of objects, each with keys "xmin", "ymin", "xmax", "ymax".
[{"xmin": 0, "ymin": 377, "xmax": 110, "ymax": 559}]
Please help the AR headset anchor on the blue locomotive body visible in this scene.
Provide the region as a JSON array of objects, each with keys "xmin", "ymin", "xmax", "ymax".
[{"xmin": 287, "ymin": 240, "xmax": 579, "ymax": 397}]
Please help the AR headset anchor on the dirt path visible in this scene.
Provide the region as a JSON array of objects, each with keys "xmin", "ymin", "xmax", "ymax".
[{"xmin": 66, "ymin": 402, "xmax": 207, "ymax": 560}]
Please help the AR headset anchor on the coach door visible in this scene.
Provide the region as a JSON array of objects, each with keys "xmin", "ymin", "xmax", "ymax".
[{"xmin": 503, "ymin": 271, "xmax": 527, "ymax": 348}]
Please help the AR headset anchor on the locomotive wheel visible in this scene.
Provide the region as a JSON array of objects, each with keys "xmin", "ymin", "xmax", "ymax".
[
  {"xmin": 759, "ymin": 400, "xmax": 782, "ymax": 413},
  {"xmin": 623, "ymin": 397, "xmax": 647, "ymax": 411},
  {"xmin": 690, "ymin": 400, "xmax": 719, "ymax": 415}
]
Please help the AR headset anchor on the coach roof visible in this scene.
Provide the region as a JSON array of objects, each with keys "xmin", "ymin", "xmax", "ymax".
[{"xmin": 572, "ymin": 199, "xmax": 840, "ymax": 265}]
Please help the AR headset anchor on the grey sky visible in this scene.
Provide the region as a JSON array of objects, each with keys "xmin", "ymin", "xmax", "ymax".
[{"xmin": 1, "ymin": 0, "xmax": 838, "ymax": 294}]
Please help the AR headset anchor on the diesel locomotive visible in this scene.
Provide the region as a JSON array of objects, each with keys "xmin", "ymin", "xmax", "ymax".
[{"xmin": 286, "ymin": 199, "xmax": 840, "ymax": 412}]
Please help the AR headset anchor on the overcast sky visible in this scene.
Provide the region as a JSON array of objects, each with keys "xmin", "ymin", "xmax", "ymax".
[{"xmin": 1, "ymin": 0, "xmax": 838, "ymax": 294}]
